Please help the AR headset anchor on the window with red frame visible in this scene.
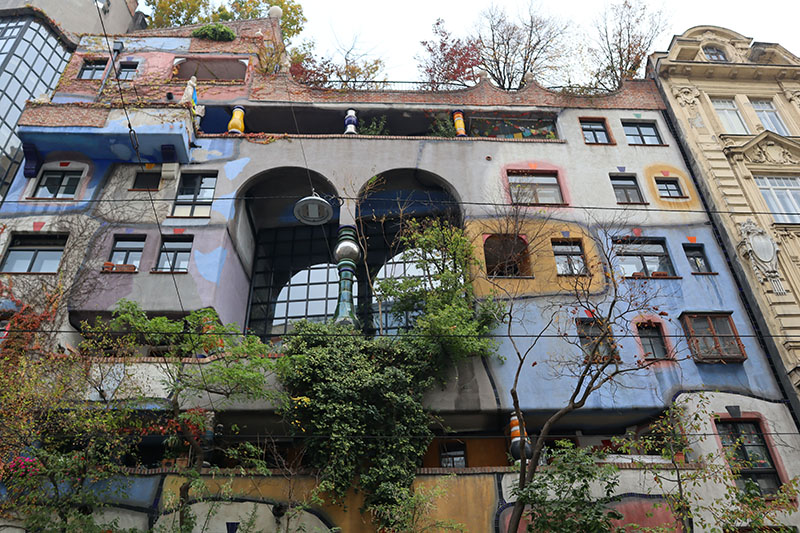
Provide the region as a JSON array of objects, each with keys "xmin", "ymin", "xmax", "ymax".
[
  {"xmin": 681, "ymin": 312, "xmax": 746, "ymax": 362},
  {"xmin": 636, "ymin": 321, "xmax": 669, "ymax": 360},
  {"xmin": 716, "ymin": 420, "xmax": 781, "ymax": 496}
]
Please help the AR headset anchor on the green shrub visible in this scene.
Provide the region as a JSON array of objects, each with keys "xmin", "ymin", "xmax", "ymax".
[{"xmin": 192, "ymin": 23, "xmax": 236, "ymax": 42}]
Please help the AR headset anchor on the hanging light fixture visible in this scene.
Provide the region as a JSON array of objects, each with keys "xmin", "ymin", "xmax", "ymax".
[{"xmin": 293, "ymin": 192, "xmax": 333, "ymax": 225}]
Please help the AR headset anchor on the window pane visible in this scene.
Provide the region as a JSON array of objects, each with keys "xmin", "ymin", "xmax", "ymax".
[
  {"xmin": 30, "ymin": 250, "xmax": 61, "ymax": 272},
  {"xmin": 1, "ymin": 249, "xmax": 33, "ymax": 272},
  {"xmin": 690, "ymin": 316, "xmax": 717, "ymax": 357}
]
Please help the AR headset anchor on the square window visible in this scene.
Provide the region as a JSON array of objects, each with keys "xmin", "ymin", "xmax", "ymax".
[
  {"xmin": 613, "ymin": 238, "xmax": 675, "ymax": 277},
  {"xmin": 712, "ymin": 98, "xmax": 749, "ymax": 134},
  {"xmin": 716, "ymin": 421, "xmax": 781, "ymax": 496},
  {"xmin": 155, "ymin": 237, "xmax": 192, "ymax": 272},
  {"xmin": 132, "ymin": 171, "xmax": 160, "ymax": 191},
  {"xmin": 33, "ymin": 170, "xmax": 82, "ymax": 199},
  {"xmin": 751, "ymin": 99, "xmax": 789, "ymax": 136},
  {"xmin": 610, "ymin": 175, "xmax": 644, "ymax": 203},
  {"xmin": 681, "ymin": 312, "xmax": 746, "ymax": 362},
  {"xmin": 484, "ymin": 234, "xmax": 531, "ymax": 277},
  {"xmin": 507, "ymin": 171, "xmax": 563, "ymax": 205},
  {"xmin": 622, "ymin": 122, "xmax": 662, "ymax": 145},
  {"xmin": 439, "ymin": 441, "xmax": 466, "ymax": 468},
  {"xmin": 108, "ymin": 236, "xmax": 145, "ymax": 270},
  {"xmin": 755, "ymin": 176, "xmax": 800, "ymax": 224},
  {"xmin": 172, "ymin": 173, "xmax": 217, "ymax": 217},
  {"xmin": 78, "ymin": 59, "xmax": 107, "ymax": 80},
  {"xmin": 704, "ymin": 46, "xmax": 728, "ymax": 62},
  {"xmin": 580, "ymin": 119, "xmax": 610, "ymax": 144},
  {"xmin": 637, "ymin": 322, "xmax": 668, "ymax": 359},
  {"xmin": 552, "ymin": 240, "xmax": 587, "ymax": 276},
  {"xmin": 683, "ymin": 244, "xmax": 713, "ymax": 273},
  {"xmin": 0, "ymin": 234, "xmax": 66, "ymax": 273},
  {"xmin": 655, "ymin": 178, "xmax": 684, "ymax": 198},
  {"xmin": 576, "ymin": 318, "xmax": 618, "ymax": 363},
  {"xmin": 117, "ymin": 61, "xmax": 138, "ymax": 80}
]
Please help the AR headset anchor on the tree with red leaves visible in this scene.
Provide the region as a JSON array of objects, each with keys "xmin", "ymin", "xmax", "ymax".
[{"xmin": 416, "ymin": 19, "xmax": 481, "ymax": 90}]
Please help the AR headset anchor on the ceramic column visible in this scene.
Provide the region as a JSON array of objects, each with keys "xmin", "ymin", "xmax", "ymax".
[{"xmin": 332, "ymin": 225, "xmax": 360, "ymax": 326}]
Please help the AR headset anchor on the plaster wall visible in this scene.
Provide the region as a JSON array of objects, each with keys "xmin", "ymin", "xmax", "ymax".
[{"xmin": 0, "ymin": 0, "xmax": 137, "ymax": 35}]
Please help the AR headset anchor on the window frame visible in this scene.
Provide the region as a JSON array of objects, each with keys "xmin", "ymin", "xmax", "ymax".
[
  {"xmin": 171, "ymin": 172, "xmax": 217, "ymax": 217},
  {"xmin": 681, "ymin": 312, "xmax": 747, "ymax": 363},
  {"xmin": 576, "ymin": 318, "xmax": 619, "ymax": 363},
  {"xmin": 715, "ymin": 419, "xmax": 782, "ymax": 496},
  {"xmin": 751, "ymin": 99, "xmax": 789, "ymax": 136},
  {"xmin": 483, "ymin": 234, "xmax": 532, "ymax": 278},
  {"xmin": 703, "ymin": 46, "xmax": 728, "ymax": 62},
  {"xmin": 683, "ymin": 243, "xmax": 715, "ymax": 274},
  {"xmin": 552, "ymin": 239, "xmax": 588, "ymax": 276},
  {"xmin": 711, "ymin": 98, "xmax": 750, "ymax": 134},
  {"xmin": 610, "ymin": 175, "xmax": 645, "ymax": 204},
  {"xmin": 31, "ymin": 169, "xmax": 83, "ymax": 200},
  {"xmin": 154, "ymin": 237, "xmax": 192, "ymax": 273},
  {"xmin": 613, "ymin": 238, "xmax": 676, "ymax": 278},
  {"xmin": 754, "ymin": 176, "xmax": 800, "ymax": 224},
  {"xmin": 579, "ymin": 118, "xmax": 613, "ymax": 145},
  {"xmin": 621, "ymin": 121, "xmax": 663, "ymax": 146},
  {"xmin": 116, "ymin": 61, "xmax": 138, "ymax": 80},
  {"xmin": 131, "ymin": 171, "xmax": 161, "ymax": 191},
  {"xmin": 108, "ymin": 236, "xmax": 145, "ymax": 271},
  {"xmin": 506, "ymin": 170, "xmax": 565, "ymax": 206},
  {"xmin": 634, "ymin": 320, "xmax": 670, "ymax": 360},
  {"xmin": 439, "ymin": 441, "xmax": 467, "ymax": 468},
  {"xmin": 0, "ymin": 234, "xmax": 67, "ymax": 274},
  {"xmin": 78, "ymin": 59, "xmax": 108, "ymax": 80},
  {"xmin": 655, "ymin": 178, "xmax": 686, "ymax": 199}
]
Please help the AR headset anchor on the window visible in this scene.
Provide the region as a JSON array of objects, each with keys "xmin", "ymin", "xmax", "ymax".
[
  {"xmin": 576, "ymin": 319, "xmax": 618, "ymax": 362},
  {"xmin": 0, "ymin": 234, "xmax": 66, "ymax": 273},
  {"xmin": 683, "ymin": 244, "xmax": 713, "ymax": 273},
  {"xmin": 155, "ymin": 238, "xmax": 192, "ymax": 272},
  {"xmin": 172, "ymin": 173, "xmax": 216, "ymax": 217},
  {"xmin": 108, "ymin": 236, "xmax": 145, "ymax": 270},
  {"xmin": 132, "ymin": 171, "xmax": 160, "ymax": 191},
  {"xmin": 704, "ymin": 46, "xmax": 728, "ymax": 62},
  {"xmin": 751, "ymin": 100, "xmax": 789, "ymax": 136},
  {"xmin": 636, "ymin": 322, "xmax": 668, "ymax": 359},
  {"xmin": 116, "ymin": 61, "xmax": 138, "ymax": 80},
  {"xmin": 614, "ymin": 238, "xmax": 675, "ymax": 277},
  {"xmin": 622, "ymin": 122, "xmax": 662, "ymax": 145},
  {"xmin": 78, "ymin": 59, "xmax": 107, "ymax": 80},
  {"xmin": 712, "ymin": 98, "xmax": 749, "ymax": 134},
  {"xmin": 439, "ymin": 441, "xmax": 466, "ymax": 468},
  {"xmin": 681, "ymin": 312, "xmax": 746, "ymax": 362},
  {"xmin": 507, "ymin": 171, "xmax": 563, "ymax": 205},
  {"xmin": 716, "ymin": 421, "xmax": 781, "ymax": 495},
  {"xmin": 484, "ymin": 235, "xmax": 531, "ymax": 277},
  {"xmin": 33, "ymin": 170, "xmax": 82, "ymax": 199},
  {"xmin": 610, "ymin": 175, "xmax": 644, "ymax": 203},
  {"xmin": 754, "ymin": 176, "xmax": 800, "ymax": 224},
  {"xmin": 553, "ymin": 240, "xmax": 587, "ymax": 276},
  {"xmin": 580, "ymin": 119, "xmax": 610, "ymax": 144},
  {"xmin": 174, "ymin": 58, "xmax": 247, "ymax": 81},
  {"xmin": 373, "ymin": 249, "xmax": 428, "ymax": 335},
  {"xmin": 655, "ymin": 178, "xmax": 685, "ymax": 198}
]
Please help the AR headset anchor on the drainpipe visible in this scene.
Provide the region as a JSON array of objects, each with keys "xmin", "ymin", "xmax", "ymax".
[{"xmin": 98, "ymin": 40, "xmax": 124, "ymax": 99}]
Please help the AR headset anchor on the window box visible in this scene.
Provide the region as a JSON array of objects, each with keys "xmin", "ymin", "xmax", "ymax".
[{"xmin": 651, "ymin": 271, "xmax": 669, "ymax": 278}]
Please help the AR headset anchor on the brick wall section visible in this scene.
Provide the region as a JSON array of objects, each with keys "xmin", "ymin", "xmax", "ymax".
[
  {"xmin": 126, "ymin": 18, "xmax": 280, "ymax": 42},
  {"xmin": 19, "ymin": 104, "xmax": 110, "ymax": 128}
]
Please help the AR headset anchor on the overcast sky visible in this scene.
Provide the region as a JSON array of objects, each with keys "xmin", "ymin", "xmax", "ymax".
[{"xmin": 147, "ymin": 1, "xmax": 799, "ymax": 81}]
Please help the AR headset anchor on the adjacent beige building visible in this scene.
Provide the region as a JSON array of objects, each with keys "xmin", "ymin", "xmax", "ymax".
[{"xmin": 650, "ymin": 26, "xmax": 800, "ymax": 402}]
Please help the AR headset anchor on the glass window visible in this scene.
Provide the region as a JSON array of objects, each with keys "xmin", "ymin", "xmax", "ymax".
[
  {"xmin": 717, "ymin": 421, "xmax": 781, "ymax": 496},
  {"xmin": 712, "ymin": 98, "xmax": 749, "ymax": 134},
  {"xmin": 0, "ymin": 234, "xmax": 66, "ymax": 273},
  {"xmin": 683, "ymin": 244, "xmax": 713, "ymax": 273},
  {"xmin": 576, "ymin": 319, "xmax": 618, "ymax": 363},
  {"xmin": 373, "ymin": 249, "xmax": 428, "ymax": 335},
  {"xmin": 155, "ymin": 238, "xmax": 192, "ymax": 272},
  {"xmin": 117, "ymin": 61, "xmax": 138, "ymax": 80},
  {"xmin": 508, "ymin": 171, "xmax": 563, "ymax": 205},
  {"xmin": 754, "ymin": 176, "xmax": 800, "ymax": 224},
  {"xmin": 552, "ymin": 240, "xmax": 587, "ymax": 276},
  {"xmin": 78, "ymin": 59, "xmax": 107, "ymax": 80},
  {"xmin": 610, "ymin": 175, "xmax": 644, "ymax": 203},
  {"xmin": 622, "ymin": 122, "xmax": 662, "ymax": 145},
  {"xmin": 681, "ymin": 313, "xmax": 746, "ymax": 362},
  {"xmin": 132, "ymin": 171, "xmax": 160, "ymax": 190},
  {"xmin": 580, "ymin": 119, "xmax": 610, "ymax": 144},
  {"xmin": 109, "ymin": 236, "xmax": 145, "ymax": 270},
  {"xmin": 751, "ymin": 100, "xmax": 789, "ymax": 136},
  {"xmin": 656, "ymin": 178, "xmax": 685, "ymax": 198},
  {"xmin": 613, "ymin": 238, "xmax": 675, "ymax": 277},
  {"xmin": 33, "ymin": 170, "xmax": 82, "ymax": 199},
  {"xmin": 172, "ymin": 173, "xmax": 217, "ymax": 217},
  {"xmin": 704, "ymin": 46, "xmax": 728, "ymax": 62},
  {"xmin": 484, "ymin": 235, "xmax": 531, "ymax": 277},
  {"xmin": 637, "ymin": 322, "xmax": 668, "ymax": 359},
  {"xmin": 440, "ymin": 441, "xmax": 466, "ymax": 468}
]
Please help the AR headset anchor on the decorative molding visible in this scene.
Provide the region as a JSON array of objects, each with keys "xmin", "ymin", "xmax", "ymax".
[
  {"xmin": 672, "ymin": 85, "xmax": 700, "ymax": 107},
  {"xmin": 738, "ymin": 219, "xmax": 787, "ymax": 295},
  {"xmin": 744, "ymin": 140, "xmax": 800, "ymax": 165},
  {"xmin": 785, "ymin": 89, "xmax": 800, "ymax": 110}
]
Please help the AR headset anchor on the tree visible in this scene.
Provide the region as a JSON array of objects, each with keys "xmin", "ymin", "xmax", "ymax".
[
  {"xmin": 473, "ymin": 2, "xmax": 570, "ymax": 89},
  {"xmin": 290, "ymin": 40, "xmax": 386, "ymax": 90},
  {"xmin": 590, "ymin": 0, "xmax": 667, "ymax": 91},
  {"xmin": 145, "ymin": 0, "xmax": 306, "ymax": 40},
  {"xmin": 417, "ymin": 19, "xmax": 481, "ymax": 90}
]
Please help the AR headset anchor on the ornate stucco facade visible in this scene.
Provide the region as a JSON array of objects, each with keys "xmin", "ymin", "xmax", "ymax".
[{"xmin": 650, "ymin": 26, "xmax": 800, "ymax": 404}]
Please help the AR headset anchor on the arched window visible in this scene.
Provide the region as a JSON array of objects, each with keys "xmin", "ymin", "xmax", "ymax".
[
  {"xmin": 484, "ymin": 235, "xmax": 531, "ymax": 277},
  {"xmin": 373, "ymin": 249, "xmax": 428, "ymax": 334},
  {"xmin": 703, "ymin": 46, "xmax": 728, "ymax": 62}
]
